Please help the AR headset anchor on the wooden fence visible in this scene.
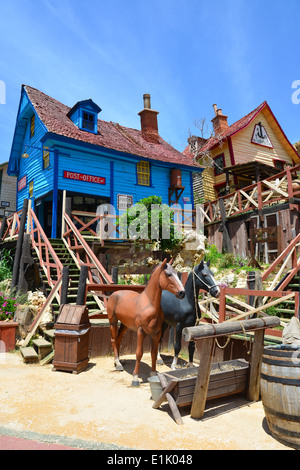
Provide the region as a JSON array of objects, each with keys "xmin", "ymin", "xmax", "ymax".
[{"xmin": 202, "ymin": 164, "xmax": 300, "ymax": 224}]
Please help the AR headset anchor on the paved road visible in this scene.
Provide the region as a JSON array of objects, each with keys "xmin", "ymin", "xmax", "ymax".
[{"xmin": 0, "ymin": 434, "xmax": 79, "ymax": 450}]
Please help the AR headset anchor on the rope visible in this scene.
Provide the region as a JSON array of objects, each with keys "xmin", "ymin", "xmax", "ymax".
[
  {"xmin": 215, "ymin": 335, "xmax": 231, "ymax": 349},
  {"xmin": 214, "ymin": 320, "xmax": 251, "ymax": 354}
]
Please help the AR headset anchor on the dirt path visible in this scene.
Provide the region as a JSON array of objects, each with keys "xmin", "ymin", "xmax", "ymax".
[{"xmin": 0, "ymin": 351, "xmax": 291, "ymax": 451}]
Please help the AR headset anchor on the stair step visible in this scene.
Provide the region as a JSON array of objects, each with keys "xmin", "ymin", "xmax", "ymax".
[
  {"xmin": 32, "ymin": 338, "xmax": 52, "ymax": 348},
  {"xmin": 32, "ymin": 338, "xmax": 53, "ymax": 360},
  {"xmin": 274, "ymin": 308, "xmax": 295, "ymax": 314},
  {"xmin": 44, "ymin": 329, "xmax": 56, "ymax": 344},
  {"xmin": 20, "ymin": 347, "xmax": 39, "ymax": 363},
  {"xmin": 40, "ymin": 350, "xmax": 55, "ymax": 366}
]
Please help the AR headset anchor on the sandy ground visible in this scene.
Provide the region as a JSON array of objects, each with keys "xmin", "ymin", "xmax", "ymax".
[{"xmin": 0, "ymin": 350, "xmax": 293, "ymax": 451}]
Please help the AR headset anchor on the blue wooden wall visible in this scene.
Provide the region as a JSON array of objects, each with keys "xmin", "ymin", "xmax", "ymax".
[{"xmin": 13, "ymin": 95, "xmax": 200, "ymax": 224}]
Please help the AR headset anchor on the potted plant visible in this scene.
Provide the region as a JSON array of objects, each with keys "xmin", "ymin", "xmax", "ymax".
[{"xmin": 0, "ymin": 291, "xmax": 19, "ymax": 352}]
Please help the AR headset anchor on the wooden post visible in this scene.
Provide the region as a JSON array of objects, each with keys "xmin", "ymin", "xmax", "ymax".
[
  {"xmin": 218, "ymin": 198, "xmax": 233, "ymax": 253},
  {"xmin": 65, "ymin": 197, "xmax": 72, "ymax": 219},
  {"xmin": 76, "ymin": 265, "xmax": 88, "ymax": 305},
  {"xmin": 191, "ymin": 337, "xmax": 214, "ymax": 419},
  {"xmin": 247, "ymin": 271, "xmax": 262, "ymax": 313},
  {"xmin": 60, "ymin": 266, "xmax": 69, "ymax": 305},
  {"xmin": 11, "ymin": 199, "xmax": 28, "ymax": 292},
  {"xmin": 111, "ymin": 266, "xmax": 118, "ymax": 284},
  {"xmin": 0, "ymin": 215, "xmax": 7, "ymax": 241},
  {"xmin": 247, "ymin": 329, "xmax": 265, "ymax": 401},
  {"xmin": 218, "ymin": 288, "xmax": 226, "ymax": 322},
  {"xmin": 295, "ymin": 291, "xmax": 300, "ymax": 320},
  {"xmin": 61, "ymin": 190, "xmax": 66, "ymax": 238},
  {"xmin": 157, "ymin": 373, "xmax": 183, "ymax": 425},
  {"xmin": 17, "ymin": 233, "xmax": 34, "ymax": 293}
]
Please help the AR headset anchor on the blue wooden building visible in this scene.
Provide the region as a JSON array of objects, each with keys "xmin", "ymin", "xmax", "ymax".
[{"xmin": 8, "ymin": 85, "xmax": 202, "ymax": 238}]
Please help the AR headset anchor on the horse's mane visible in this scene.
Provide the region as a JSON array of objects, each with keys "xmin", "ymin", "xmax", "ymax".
[{"xmin": 148, "ymin": 262, "xmax": 161, "ymax": 279}]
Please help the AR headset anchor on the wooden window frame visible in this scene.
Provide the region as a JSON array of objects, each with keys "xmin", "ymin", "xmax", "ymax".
[
  {"xmin": 213, "ymin": 153, "xmax": 225, "ymax": 176},
  {"xmin": 137, "ymin": 160, "xmax": 150, "ymax": 186},
  {"xmin": 273, "ymin": 159, "xmax": 285, "ymax": 171},
  {"xmin": 30, "ymin": 115, "xmax": 35, "ymax": 138},
  {"xmin": 43, "ymin": 147, "xmax": 50, "ymax": 169},
  {"xmin": 29, "ymin": 180, "xmax": 34, "ymax": 198},
  {"xmin": 213, "ymin": 181, "xmax": 227, "ymax": 197},
  {"xmin": 81, "ymin": 110, "xmax": 96, "ymax": 133}
]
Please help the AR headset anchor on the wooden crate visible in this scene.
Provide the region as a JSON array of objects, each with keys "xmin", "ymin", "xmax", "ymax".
[{"xmin": 160, "ymin": 359, "xmax": 249, "ymax": 407}]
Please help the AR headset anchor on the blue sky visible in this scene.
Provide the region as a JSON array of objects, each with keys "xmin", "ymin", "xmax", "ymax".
[{"xmin": 0, "ymin": 0, "xmax": 299, "ymax": 164}]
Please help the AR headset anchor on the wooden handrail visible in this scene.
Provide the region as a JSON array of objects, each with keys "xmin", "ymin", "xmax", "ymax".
[
  {"xmin": 63, "ymin": 212, "xmax": 113, "ymax": 284},
  {"xmin": 217, "ymin": 287, "xmax": 298, "ymax": 328},
  {"xmin": 29, "ymin": 209, "xmax": 63, "ymax": 287},
  {"xmin": 1, "ymin": 210, "xmax": 22, "ymax": 241},
  {"xmin": 204, "ymin": 163, "xmax": 300, "ymax": 223},
  {"xmin": 262, "ymin": 232, "xmax": 300, "ymax": 281}
]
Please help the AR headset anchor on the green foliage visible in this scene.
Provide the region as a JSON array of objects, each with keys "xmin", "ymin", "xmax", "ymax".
[
  {"xmin": 0, "ymin": 292, "xmax": 19, "ymax": 321},
  {"xmin": 120, "ymin": 195, "xmax": 183, "ymax": 252},
  {"xmin": 205, "ymin": 244, "xmax": 258, "ymax": 274},
  {"xmin": 0, "ymin": 249, "xmax": 13, "ymax": 282}
]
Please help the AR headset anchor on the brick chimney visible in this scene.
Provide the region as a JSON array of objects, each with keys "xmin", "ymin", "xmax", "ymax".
[
  {"xmin": 211, "ymin": 104, "xmax": 228, "ymax": 135},
  {"xmin": 138, "ymin": 94, "xmax": 160, "ymax": 143}
]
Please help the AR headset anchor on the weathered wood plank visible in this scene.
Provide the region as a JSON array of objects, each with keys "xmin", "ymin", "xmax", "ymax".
[
  {"xmin": 247, "ymin": 329, "xmax": 265, "ymax": 401},
  {"xmin": 190, "ymin": 337, "xmax": 214, "ymax": 419},
  {"xmin": 182, "ymin": 316, "xmax": 280, "ymax": 342}
]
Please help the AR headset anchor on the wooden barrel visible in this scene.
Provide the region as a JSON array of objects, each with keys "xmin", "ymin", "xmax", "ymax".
[{"xmin": 261, "ymin": 345, "xmax": 300, "ymax": 449}]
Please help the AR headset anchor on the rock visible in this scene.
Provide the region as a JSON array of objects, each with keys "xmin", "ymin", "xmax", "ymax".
[
  {"xmin": 172, "ymin": 230, "xmax": 206, "ymax": 272},
  {"xmin": 282, "ymin": 317, "xmax": 300, "ymax": 345}
]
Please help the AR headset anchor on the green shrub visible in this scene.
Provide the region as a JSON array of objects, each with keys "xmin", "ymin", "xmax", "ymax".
[
  {"xmin": 0, "ymin": 249, "xmax": 13, "ymax": 281},
  {"xmin": 120, "ymin": 195, "xmax": 183, "ymax": 252},
  {"xmin": 0, "ymin": 292, "xmax": 19, "ymax": 321}
]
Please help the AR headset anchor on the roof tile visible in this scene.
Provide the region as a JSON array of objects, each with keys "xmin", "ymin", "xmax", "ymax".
[{"xmin": 24, "ymin": 85, "xmax": 199, "ymax": 168}]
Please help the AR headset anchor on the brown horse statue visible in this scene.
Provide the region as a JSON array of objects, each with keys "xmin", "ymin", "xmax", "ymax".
[{"xmin": 107, "ymin": 259, "xmax": 185, "ymax": 386}]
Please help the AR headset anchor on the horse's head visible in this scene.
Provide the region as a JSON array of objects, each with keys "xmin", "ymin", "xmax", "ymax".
[
  {"xmin": 159, "ymin": 259, "xmax": 185, "ymax": 299},
  {"xmin": 193, "ymin": 260, "xmax": 220, "ymax": 298}
]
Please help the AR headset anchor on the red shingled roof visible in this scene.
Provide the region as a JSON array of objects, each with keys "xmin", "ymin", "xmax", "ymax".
[
  {"xmin": 184, "ymin": 100, "xmax": 299, "ymax": 163},
  {"xmin": 183, "ymin": 101, "xmax": 267, "ymax": 158},
  {"xmin": 24, "ymin": 85, "xmax": 199, "ymax": 168}
]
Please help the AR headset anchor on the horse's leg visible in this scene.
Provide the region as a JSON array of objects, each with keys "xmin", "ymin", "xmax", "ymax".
[
  {"xmin": 187, "ymin": 340, "xmax": 196, "ymax": 368},
  {"xmin": 150, "ymin": 331, "xmax": 161, "ymax": 375},
  {"xmin": 132, "ymin": 327, "xmax": 146, "ymax": 387},
  {"xmin": 114, "ymin": 323, "xmax": 128, "ymax": 369},
  {"xmin": 157, "ymin": 322, "xmax": 168, "ymax": 365},
  {"xmin": 109, "ymin": 321, "xmax": 124, "ymax": 371},
  {"xmin": 171, "ymin": 323, "xmax": 183, "ymax": 370}
]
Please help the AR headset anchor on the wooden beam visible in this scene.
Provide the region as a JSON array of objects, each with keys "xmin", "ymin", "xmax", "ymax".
[
  {"xmin": 247, "ymin": 329, "xmax": 265, "ymax": 401},
  {"xmin": 182, "ymin": 316, "xmax": 280, "ymax": 342},
  {"xmin": 190, "ymin": 337, "xmax": 214, "ymax": 419},
  {"xmin": 22, "ymin": 277, "xmax": 63, "ymax": 347}
]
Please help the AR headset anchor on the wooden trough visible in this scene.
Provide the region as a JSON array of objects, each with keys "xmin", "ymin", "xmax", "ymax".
[{"xmin": 153, "ymin": 316, "xmax": 280, "ymax": 424}]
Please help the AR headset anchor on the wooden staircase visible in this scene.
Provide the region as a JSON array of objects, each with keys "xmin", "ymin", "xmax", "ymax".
[
  {"xmin": 35, "ymin": 239, "xmax": 100, "ymax": 318},
  {"xmin": 273, "ymin": 273, "xmax": 300, "ymax": 319}
]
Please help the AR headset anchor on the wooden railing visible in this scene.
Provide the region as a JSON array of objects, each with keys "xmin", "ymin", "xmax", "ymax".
[
  {"xmin": 203, "ymin": 164, "xmax": 300, "ymax": 224},
  {"xmin": 62, "ymin": 212, "xmax": 113, "ymax": 313},
  {"xmin": 261, "ymin": 232, "xmax": 300, "ymax": 294},
  {"xmin": 199, "ymin": 287, "xmax": 299, "ymax": 337},
  {"xmin": 28, "ymin": 209, "xmax": 63, "ymax": 302},
  {"xmin": 1, "ymin": 210, "xmax": 23, "ymax": 241}
]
